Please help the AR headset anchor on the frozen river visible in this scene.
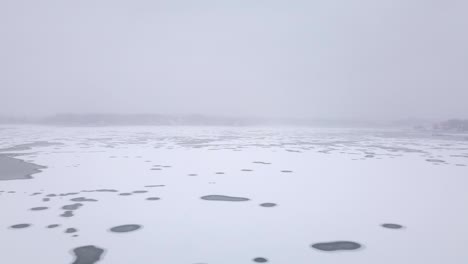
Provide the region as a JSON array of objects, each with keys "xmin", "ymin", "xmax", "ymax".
[{"xmin": 1, "ymin": 126, "xmax": 467, "ymax": 264}]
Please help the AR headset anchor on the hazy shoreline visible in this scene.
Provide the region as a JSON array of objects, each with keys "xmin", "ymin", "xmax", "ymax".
[{"xmin": 0, "ymin": 113, "xmax": 452, "ymax": 129}]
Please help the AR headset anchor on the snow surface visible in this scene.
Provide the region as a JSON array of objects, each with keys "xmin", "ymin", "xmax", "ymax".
[{"xmin": 1, "ymin": 126, "xmax": 467, "ymax": 264}]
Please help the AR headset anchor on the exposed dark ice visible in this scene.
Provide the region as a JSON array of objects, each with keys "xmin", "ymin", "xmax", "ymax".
[
  {"xmin": 201, "ymin": 195, "xmax": 250, "ymax": 202},
  {"xmin": 426, "ymin": 159, "xmax": 445, "ymax": 163},
  {"xmin": 71, "ymin": 197, "xmax": 98, "ymax": 202},
  {"xmin": 144, "ymin": 185, "xmax": 165, "ymax": 188},
  {"xmin": 382, "ymin": 223, "xmax": 404, "ymax": 229},
  {"xmin": 71, "ymin": 245, "xmax": 105, "ymax": 264},
  {"xmin": 109, "ymin": 224, "xmax": 142, "ymax": 233},
  {"xmin": 60, "ymin": 211, "xmax": 74, "ymax": 217},
  {"xmin": 65, "ymin": 228, "xmax": 78, "ymax": 233},
  {"xmin": 260, "ymin": 203, "xmax": 277, "ymax": 207},
  {"xmin": 311, "ymin": 241, "xmax": 362, "ymax": 251},
  {"xmin": 62, "ymin": 203, "xmax": 83, "ymax": 210},
  {"xmin": 10, "ymin": 224, "xmax": 31, "ymax": 229},
  {"xmin": 0, "ymin": 155, "xmax": 46, "ymax": 181},
  {"xmin": 253, "ymin": 257, "xmax": 268, "ymax": 263},
  {"xmin": 30, "ymin": 206, "xmax": 49, "ymax": 211}
]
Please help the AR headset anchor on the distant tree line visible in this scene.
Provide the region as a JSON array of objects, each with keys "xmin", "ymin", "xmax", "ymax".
[
  {"xmin": 0, "ymin": 114, "xmax": 381, "ymax": 127},
  {"xmin": 433, "ymin": 119, "xmax": 468, "ymax": 132}
]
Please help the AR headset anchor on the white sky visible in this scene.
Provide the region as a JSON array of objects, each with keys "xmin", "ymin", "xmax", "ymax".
[{"xmin": 1, "ymin": 0, "xmax": 467, "ymax": 120}]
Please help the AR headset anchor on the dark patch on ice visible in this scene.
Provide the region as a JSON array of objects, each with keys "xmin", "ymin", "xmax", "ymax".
[
  {"xmin": 201, "ymin": 195, "xmax": 250, "ymax": 202},
  {"xmin": 451, "ymin": 154, "xmax": 468, "ymax": 158},
  {"xmin": 133, "ymin": 190, "xmax": 148, "ymax": 194},
  {"xmin": 382, "ymin": 223, "xmax": 404, "ymax": 229},
  {"xmin": 151, "ymin": 168, "xmax": 162, "ymax": 170},
  {"xmin": 0, "ymin": 141, "xmax": 61, "ymax": 152},
  {"xmin": 146, "ymin": 197, "xmax": 160, "ymax": 201},
  {"xmin": 42, "ymin": 198, "xmax": 50, "ymax": 202},
  {"xmin": 253, "ymin": 257, "xmax": 268, "ymax": 263},
  {"xmin": 260, "ymin": 203, "xmax": 277, "ymax": 207},
  {"xmin": 71, "ymin": 197, "xmax": 98, "ymax": 202},
  {"xmin": 65, "ymin": 228, "xmax": 78, "ymax": 233},
  {"xmin": 81, "ymin": 189, "xmax": 117, "ymax": 193},
  {"xmin": 241, "ymin": 169, "xmax": 253, "ymax": 172},
  {"xmin": 62, "ymin": 203, "xmax": 83, "ymax": 210},
  {"xmin": 30, "ymin": 206, "xmax": 49, "ymax": 211},
  {"xmin": 95, "ymin": 189, "xmax": 118, "ymax": 193},
  {"xmin": 215, "ymin": 172, "xmax": 225, "ymax": 174},
  {"xmin": 46, "ymin": 194, "xmax": 57, "ymax": 197},
  {"xmin": 144, "ymin": 185, "xmax": 165, "ymax": 188},
  {"xmin": 426, "ymin": 159, "xmax": 445, "ymax": 163},
  {"xmin": 286, "ymin": 149, "xmax": 301, "ymax": 153},
  {"xmin": 71, "ymin": 245, "xmax": 105, "ymax": 264},
  {"xmin": 10, "ymin": 223, "xmax": 31, "ymax": 229},
  {"xmin": 281, "ymin": 170, "xmax": 293, "ymax": 173},
  {"xmin": 109, "ymin": 224, "xmax": 142, "ymax": 233},
  {"xmin": 119, "ymin": 193, "xmax": 132, "ymax": 196},
  {"xmin": 60, "ymin": 211, "xmax": 74, "ymax": 217},
  {"xmin": 30, "ymin": 192, "xmax": 42, "ymax": 196},
  {"xmin": 0, "ymin": 155, "xmax": 47, "ymax": 181},
  {"xmin": 59, "ymin": 192, "xmax": 80, "ymax": 197},
  {"xmin": 253, "ymin": 161, "xmax": 271, "ymax": 165},
  {"xmin": 311, "ymin": 241, "xmax": 362, "ymax": 251},
  {"xmin": 47, "ymin": 224, "xmax": 60, "ymax": 228},
  {"xmin": 188, "ymin": 174, "xmax": 198, "ymax": 176}
]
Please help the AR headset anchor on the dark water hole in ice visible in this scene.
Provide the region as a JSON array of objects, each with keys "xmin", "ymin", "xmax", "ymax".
[
  {"xmin": 65, "ymin": 228, "xmax": 78, "ymax": 233},
  {"xmin": 62, "ymin": 203, "xmax": 83, "ymax": 210},
  {"xmin": 201, "ymin": 195, "xmax": 250, "ymax": 202},
  {"xmin": 30, "ymin": 206, "xmax": 49, "ymax": 211},
  {"xmin": 60, "ymin": 211, "xmax": 74, "ymax": 217},
  {"xmin": 311, "ymin": 241, "xmax": 362, "ymax": 251},
  {"xmin": 0, "ymin": 155, "xmax": 46, "ymax": 181},
  {"xmin": 109, "ymin": 224, "xmax": 142, "ymax": 233},
  {"xmin": 10, "ymin": 224, "xmax": 31, "ymax": 229},
  {"xmin": 260, "ymin": 203, "xmax": 277, "ymax": 207},
  {"xmin": 382, "ymin": 223, "xmax": 404, "ymax": 229},
  {"xmin": 71, "ymin": 197, "xmax": 98, "ymax": 202},
  {"xmin": 71, "ymin": 245, "xmax": 105, "ymax": 264}
]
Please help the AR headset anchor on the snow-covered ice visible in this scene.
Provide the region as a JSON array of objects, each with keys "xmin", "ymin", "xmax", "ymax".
[{"xmin": 1, "ymin": 125, "xmax": 468, "ymax": 264}]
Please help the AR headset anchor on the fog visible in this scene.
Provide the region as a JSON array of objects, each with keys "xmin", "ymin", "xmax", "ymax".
[
  {"xmin": 1, "ymin": 0, "xmax": 467, "ymax": 120},
  {"xmin": 2, "ymin": 3, "xmax": 468, "ymax": 262}
]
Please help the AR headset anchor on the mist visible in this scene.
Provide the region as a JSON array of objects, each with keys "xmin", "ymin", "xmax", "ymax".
[
  {"xmin": 2, "ymin": 2, "xmax": 468, "ymax": 262},
  {"xmin": 2, "ymin": 0, "xmax": 468, "ymax": 120}
]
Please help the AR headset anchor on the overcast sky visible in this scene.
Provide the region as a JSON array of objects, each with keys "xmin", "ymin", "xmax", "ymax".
[{"xmin": 1, "ymin": 0, "xmax": 467, "ymax": 120}]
